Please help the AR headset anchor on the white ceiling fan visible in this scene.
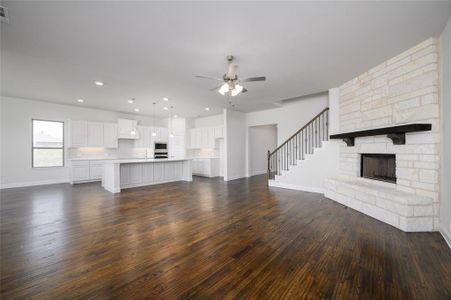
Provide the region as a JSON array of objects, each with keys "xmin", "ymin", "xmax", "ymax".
[{"xmin": 195, "ymin": 55, "xmax": 266, "ymax": 96}]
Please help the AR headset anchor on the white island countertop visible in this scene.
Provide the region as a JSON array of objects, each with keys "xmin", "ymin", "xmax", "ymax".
[{"xmin": 104, "ymin": 158, "xmax": 191, "ymax": 164}]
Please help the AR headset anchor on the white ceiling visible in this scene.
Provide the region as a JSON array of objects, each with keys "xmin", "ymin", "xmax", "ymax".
[{"xmin": 1, "ymin": 1, "xmax": 450, "ymax": 118}]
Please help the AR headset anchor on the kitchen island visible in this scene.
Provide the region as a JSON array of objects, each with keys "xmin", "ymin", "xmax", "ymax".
[{"xmin": 102, "ymin": 158, "xmax": 192, "ymax": 193}]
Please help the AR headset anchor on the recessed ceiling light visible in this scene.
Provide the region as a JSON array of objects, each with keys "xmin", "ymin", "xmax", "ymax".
[
  {"xmin": 173, "ymin": 114, "xmax": 178, "ymax": 118},
  {"xmin": 95, "ymin": 81, "xmax": 104, "ymax": 86},
  {"xmin": 205, "ymin": 107, "xmax": 210, "ymax": 111},
  {"xmin": 128, "ymin": 98, "xmax": 135, "ymax": 104},
  {"xmin": 163, "ymin": 106, "xmax": 168, "ymax": 110},
  {"xmin": 163, "ymin": 97, "xmax": 169, "ymax": 101},
  {"xmin": 134, "ymin": 108, "xmax": 140, "ymax": 112},
  {"xmin": 77, "ymin": 99, "xmax": 84, "ymax": 103}
]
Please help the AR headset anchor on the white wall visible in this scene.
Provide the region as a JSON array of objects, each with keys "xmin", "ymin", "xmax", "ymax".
[
  {"xmin": 248, "ymin": 125, "xmax": 277, "ymax": 176},
  {"xmin": 0, "ymin": 96, "xmax": 165, "ymax": 188},
  {"xmin": 224, "ymin": 109, "xmax": 246, "ymax": 181},
  {"xmin": 193, "ymin": 114, "xmax": 223, "ymax": 127},
  {"xmin": 246, "ymin": 93, "xmax": 329, "ymax": 145},
  {"xmin": 440, "ymin": 17, "xmax": 451, "ymax": 246},
  {"xmin": 328, "ymin": 88, "xmax": 340, "ymax": 135}
]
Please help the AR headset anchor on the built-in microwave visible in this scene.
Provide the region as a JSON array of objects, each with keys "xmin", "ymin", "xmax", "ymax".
[{"xmin": 154, "ymin": 143, "xmax": 168, "ymax": 150}]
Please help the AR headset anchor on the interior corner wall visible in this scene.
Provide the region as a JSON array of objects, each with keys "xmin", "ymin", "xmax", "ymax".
[
  {"xmin": 245, "ymin": 92, "xmax": 329, "ymax": 146},
  {"xmin": 224, "ymin": 109, "xmax": 246, "ymax": 181},
  {"xmin": 440, "ymin": 16, "xmax": 451, "ymax": 247}
]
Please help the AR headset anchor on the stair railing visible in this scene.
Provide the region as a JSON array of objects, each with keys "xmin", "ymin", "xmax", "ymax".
[{"xmin": 267, "ymin": 107, "xmax": 329, "ymax": 179}]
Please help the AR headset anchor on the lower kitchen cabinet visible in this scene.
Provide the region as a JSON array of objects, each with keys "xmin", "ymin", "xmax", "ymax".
[
  {"xmin": 70, "ymin": 160, "xmax": 107, "ymax": 184},
  {"xmin": 192, "ymin": 158, "xmax": 220, "ymax": 177}
]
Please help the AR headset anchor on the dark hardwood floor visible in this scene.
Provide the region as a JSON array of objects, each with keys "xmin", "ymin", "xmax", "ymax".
[{"xmin": 1, "ymin": 175, "xmax": 450, "ymax": 299}]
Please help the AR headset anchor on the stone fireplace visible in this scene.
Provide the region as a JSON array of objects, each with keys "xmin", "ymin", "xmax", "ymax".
[{"xmin": 324, "ymin": 38, "xmax": 440, "ymax": 232}]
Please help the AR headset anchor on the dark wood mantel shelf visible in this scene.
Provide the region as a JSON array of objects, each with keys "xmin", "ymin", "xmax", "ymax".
[{"xmin": 330, "ymin": 123, "xmax": 432, "ymax": 146}]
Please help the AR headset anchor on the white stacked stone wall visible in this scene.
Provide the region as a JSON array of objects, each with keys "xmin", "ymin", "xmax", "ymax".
[{"xmin": 328, "ymin": 38, "xmax": 441, "ymax": 230}]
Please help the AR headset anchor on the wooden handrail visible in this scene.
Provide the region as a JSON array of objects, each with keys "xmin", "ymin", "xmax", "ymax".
[{"xmin": 269, "ymin": 107, "xmax": 329, "ymax": 156}]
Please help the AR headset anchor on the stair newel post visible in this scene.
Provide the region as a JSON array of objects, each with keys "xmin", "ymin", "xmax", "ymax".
[{"xmin": 267, "ymin": 150, "xmax": 271, "ymax": 179}]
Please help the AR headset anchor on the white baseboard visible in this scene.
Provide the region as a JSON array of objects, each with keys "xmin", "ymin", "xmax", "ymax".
[
  {"xmin": 268, "ymin": 180, "xmax": 324, "ymax": 194},
  {"xmin": 247, "ymin": 170, "xmax": 267, "ymax": 177},
  {"xmin": 224, "ymin": 174, "xmax": 246, "ymax": 181},
  {"xmin": 440, "ymin": 226, "xmax": 451, "ymax": 249},
  {"xmin": 0, "ymin": 179, "xmax": 69, "ymax": 189}
]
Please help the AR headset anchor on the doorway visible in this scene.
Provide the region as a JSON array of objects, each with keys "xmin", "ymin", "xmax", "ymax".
[{"xmin": 248, "ymin": 124, "xmax": 277, "ymax": 177}]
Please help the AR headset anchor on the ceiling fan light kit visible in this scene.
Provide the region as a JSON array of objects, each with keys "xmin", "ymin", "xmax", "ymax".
[
  {"xmin": 196, "ymin": 55, "xmax": 266, "ymax": 97},
  {"xmin": 218, "ymin": 83, "xmax": 229, "ymax": 95}
]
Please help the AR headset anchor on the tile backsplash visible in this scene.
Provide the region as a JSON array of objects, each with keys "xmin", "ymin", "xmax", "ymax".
[{"xmin": 68, "ymin": 139, "xmax": 147, "ymax": 159}]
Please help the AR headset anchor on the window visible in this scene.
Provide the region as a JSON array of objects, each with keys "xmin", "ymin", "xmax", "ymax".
[{"xmin": 32, "ymin": 120, "xmax": 64, "ymax": 168}]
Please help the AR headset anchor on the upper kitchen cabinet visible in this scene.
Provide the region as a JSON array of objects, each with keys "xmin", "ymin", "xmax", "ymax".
[
  {"xmin": 214, "ymin": 126, "xmax": 223, "ymax": 139},
  {"xmin": 69, "ymin": 120, "xmax": 118, "ymax": 148},
  {"xmin": 68, "ymin": 120, "xmax": 88, "ymax": 147},
  {"xmin": 87, "ymin": 122, "xmax": 104, "ymax": 147},
  {"xmin": 103, "ymin": 123, "xmax": 118, "ymax": 148},
  {"xmin": 118, "ymin": 118, "xmax": 139, "ymax": 139},
  {"xmin": 190, "ymin": 126, "xmax": 223, "ymax": 149},
  {"xmin": 134, "ymin": 126, "xmax": 151, "ymax": 148},
  {"xmin": 134, "ymin": 126, "xmax": 169, "ymax": 148},
  {"xmin": 158, "ymin": 127, "xmax": 169, "ymax": 143}
]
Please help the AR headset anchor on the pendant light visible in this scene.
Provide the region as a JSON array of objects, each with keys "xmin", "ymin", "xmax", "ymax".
[{"xmin": 151, "ymin": 102, "xmax": 157, "ymax": 137}]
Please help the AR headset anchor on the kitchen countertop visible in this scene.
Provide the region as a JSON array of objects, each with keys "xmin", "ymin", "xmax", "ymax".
[
  {"xmin": 70, "ymin": 157, "xmax": 217, "ymax": 161},
  {"xmin": 69, "ymin": 157, "xmax": 124, "ymax": 161},
  {"xmin": 103, "ymin": 158, "xmax": 191, "ymax": 164}
]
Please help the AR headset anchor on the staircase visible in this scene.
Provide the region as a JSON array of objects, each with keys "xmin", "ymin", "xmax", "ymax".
[{"xmin": 267, "ymin": 107, "xmax": 339, "ymax": 193}]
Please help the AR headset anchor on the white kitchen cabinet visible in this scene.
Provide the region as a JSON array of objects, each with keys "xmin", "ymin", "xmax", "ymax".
[
  {"xmin": 171, "ymin": 118, "xmax": 186, "ymax": 136},
  {"xmin": 70, "ymin": 160, "xmax": 106, "ymax": 183},
  {"xmin": 151, "ymin": 126, "xmax": 161, "ymax": 143},
  {"xmin": 214, "ymin": 126, "xmax": 223, "ymax": 138},
  {"xmin": 134, "ymin": 126, "xmax": 147, "ymax": 148},
  {"xmin": 89, "ymin": 163, "xmax": 103, "ymax": 180},
  {"xmin": 69, "ymin": 120, "xmax": 118, "ymax": 148},
  {"xmin": 69, "ymin": 121, "xmax": 88, "ymax": 147},
  {"xmin": 87, "ymin": 122, "xmax": 104, "ymax": 147},
  {"xmin": 201, "ymin": 128, "xmax": 208, "ymax": 148},
  {"xmin": 190, "ymin": 126, "xmax": 223, "ymax": 149},
  {"xmin": 192, "ymin": 158, "xmax": 220, "ymax": 177},
  {"xmin": 169, "ymin": 135, "xmax": 185, "ymax": 158},
  {"xmin": 71, "ymin": 161, "xmax": 90, "ymax": 181},
  {"xmin": 207, "ymin": 127, "xmax": 215, "ymax": 148},
  {"xmin": 158, "ymin": 127, "xmax": 169, "ymax": 143},
  {"xmin": 134, "ymin": 126, "xmax": 169, "ymax": 149},
  {"xmin": 190, "ymin": 128, "xmax": 198, "ymax": 148},
  {"xmin": 103, "ymin": 123, "xmax": 118, "ymax": 148},
  {"xmin": 118, "ymin": 118, "xmax": 139, "ymax": 139}
]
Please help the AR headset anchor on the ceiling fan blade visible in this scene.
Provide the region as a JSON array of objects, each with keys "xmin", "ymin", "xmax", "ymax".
[
  {"xmin": 209, "ymin": 85, "xmax": 222, "ymax": 91},
  {"xmin": 195, "ymin": 75, "xmax": 222, "ymax": 81},
  {"xmin": 242, "ymin": 76, "xmax": 266, "ymax": 82}
]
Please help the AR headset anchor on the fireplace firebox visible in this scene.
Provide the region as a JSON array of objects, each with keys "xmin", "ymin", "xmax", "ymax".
[{"xmin": 360, "ymin": 154, "xmax": 396, "ymax": 184}]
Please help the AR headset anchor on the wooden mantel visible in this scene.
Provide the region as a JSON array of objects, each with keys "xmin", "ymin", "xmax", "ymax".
[{"xmin": 329, "ymin": 124, "xmax": 432, "ymax": 146}]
